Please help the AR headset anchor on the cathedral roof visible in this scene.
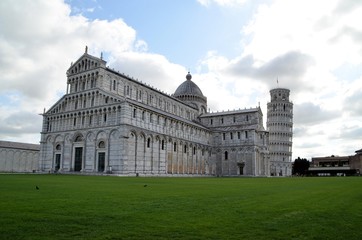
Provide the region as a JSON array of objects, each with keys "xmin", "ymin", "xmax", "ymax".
[
  {"xmin": 355, "ymin": 148, "xmax": 362, "ymax": 155},
  {"xmin": 173, "ymin": 72, "xmax": 205, "ymax": 98},
  {"xmin": 0, "ymin": 140, "xmax": 40, "ymax": 151}
]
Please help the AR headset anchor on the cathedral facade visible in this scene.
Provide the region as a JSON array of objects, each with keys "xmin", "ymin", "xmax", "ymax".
[{"xmin": 39, "ymin": 48, "xmax": 291, "ymax": 176}]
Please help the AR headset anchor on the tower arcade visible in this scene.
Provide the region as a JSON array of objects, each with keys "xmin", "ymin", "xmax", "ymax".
[{"xmin": 267, "ymin": 88, "xmax": 293, "ymax": 176}]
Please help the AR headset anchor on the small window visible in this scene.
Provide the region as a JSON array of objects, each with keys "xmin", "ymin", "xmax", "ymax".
[
  {"xmin": 161, "ymin": 140, "xmax": 164, "ymax": 150},
  {"xmin": 147, "ymin": 138, "xmax": 151, "ymax": 148},
  {"xmin": 133, "ymin": 109, "xmax": 136, "ymax": 118},
  {"xmin": 193, "ymin": 147, "xmax": 196, "ymax": 155},
  {"xmin": 75, "ymin": 135, "xmax": 83, "ymax": 142},
  {"xmin": 184, "ymin": 145, "xmax": 187, "ymax": 153},
  {"xmin": 245, "ymin": 131, "xmax": 248, "ymax": 139},
  {"xmin": 237, "ymin": 132, "xmax": 241, "ymax": 139},
  {"xmin": 98, "ymin": 141, "xmax": 105, "ymax": 148},
  {"xmin": 223, "ymin": 133, "xmax": 226, "ymax": 140},
  {"xmin": 55, "ymin": 144, "xmax": 61, "ymax": 150},
  {"xmin": 173, "ymin": 142, "xmax": 177, "ymax": 152},
  {"xmin": 225, "ymin": 151, "xmax": 228, "ymax": 160},
  {"xmin": 221, "ymin": 118, "xmax": 224, "ymax": 124},
  {"xmin": 230, "ymin": 132, "xmax": 233, "ymax": 140}
]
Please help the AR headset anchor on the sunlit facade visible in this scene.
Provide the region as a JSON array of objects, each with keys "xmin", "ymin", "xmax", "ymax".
[
  {"xmin": 267, "ymin": 88, "xmax": 293, "ymax": 176},
  {"xmin": 39, "ymin": 48, "xmax": 273, "ymax": 176}
]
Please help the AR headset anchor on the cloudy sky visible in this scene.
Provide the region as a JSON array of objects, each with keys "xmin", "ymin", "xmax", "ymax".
[{"xmin": 1, "ymin": 0, "xmax": 362, "ymax": 160}]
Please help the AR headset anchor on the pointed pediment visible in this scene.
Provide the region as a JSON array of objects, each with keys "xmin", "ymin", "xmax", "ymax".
[
  {"xmin": 45, "ymin": 95, "xmax": 67, "ymax": 115},
  {"xmin": 67, "ymin": 52, "xmax": 107, "ymax": 76}
]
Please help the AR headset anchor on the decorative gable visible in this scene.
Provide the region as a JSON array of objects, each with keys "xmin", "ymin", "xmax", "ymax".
[{"xmin": 66, "ymin": 46, "xmax": 107, "ymax": 76}]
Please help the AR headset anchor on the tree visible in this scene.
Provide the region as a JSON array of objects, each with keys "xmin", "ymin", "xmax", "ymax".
[{"xmin": 292, "ymin": 157, "xmax": 310, "ymax": 176}]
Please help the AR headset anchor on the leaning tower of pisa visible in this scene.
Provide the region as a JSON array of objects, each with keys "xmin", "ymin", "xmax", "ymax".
[{"xmin": 267, "ymin": 88, "xmax": 293, "ymax": 176}]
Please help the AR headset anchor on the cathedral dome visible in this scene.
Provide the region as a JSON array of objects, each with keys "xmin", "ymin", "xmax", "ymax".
[
  {"xmin": 174, "ymin": 72, "xmax": 205, "ymax": 98},
  {"xmin": 173, "ymin": 72, "xmax": 207, "ymax": 114}
]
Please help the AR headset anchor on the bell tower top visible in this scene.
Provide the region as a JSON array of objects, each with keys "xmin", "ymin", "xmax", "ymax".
[{"xmin": 270, "ymin": 88, "xmax": 290, "ymax": 102}]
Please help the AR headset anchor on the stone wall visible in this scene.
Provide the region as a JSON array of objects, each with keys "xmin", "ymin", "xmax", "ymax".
[{"xmin": 0, "ymin": 141, "xmax": 40, "ymax": 172}]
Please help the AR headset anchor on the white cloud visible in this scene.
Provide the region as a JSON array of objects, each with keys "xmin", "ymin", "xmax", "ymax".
[
  {"xmin": 197, "ymin": 0, "xmax": 247, "ymax": 7},
  {"xmin": 294, "ymin": 102, "xmax": 339, "ymax": 125},
  {"xmin": 0, "ymin": 0, "xmax": 186, "ymax": 143},
  {"xmin": 196, "ymin": 0, "xmax": 362, "ymax": 159},
  {"xmin": 343, "ymin": 84, "xmax": 362, "ymax": 117},
  {"xmin": 224, "ymin": 51, "xmax": 315, "ymax": 91},
  {"xmin": 109, "ymin": 52, "xmax": 187, "ymax": 94}
]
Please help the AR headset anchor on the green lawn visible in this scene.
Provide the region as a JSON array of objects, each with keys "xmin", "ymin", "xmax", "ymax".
[{"xmin": 0, "ymin": 174, "xmax": 361, "ymax": 240}]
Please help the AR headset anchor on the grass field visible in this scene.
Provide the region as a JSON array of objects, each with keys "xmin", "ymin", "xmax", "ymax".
[{"xmin": 0, "ymin": 174, "xmax": 361, "ymax": 240}]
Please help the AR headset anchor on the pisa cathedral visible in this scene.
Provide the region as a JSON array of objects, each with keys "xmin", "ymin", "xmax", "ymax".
[{"xmin": 39, "ymin": 48, "xmax": 293, "ymax": 176}]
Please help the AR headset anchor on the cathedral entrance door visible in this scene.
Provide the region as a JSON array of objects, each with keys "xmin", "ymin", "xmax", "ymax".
[
  {"xmin": 98, "ymin": 152, "xmax": 105, "ymax": 172},
  {"xmin": 74, "ymin": 147, "xmax": 83, "ymax": 171},
  {"xmin": 237, "ymin": 162, "xmax": 245, "ymax": 175},
  {"xmin": 55, "ymin": 154, "xmax": 61, "ymax": 172}
]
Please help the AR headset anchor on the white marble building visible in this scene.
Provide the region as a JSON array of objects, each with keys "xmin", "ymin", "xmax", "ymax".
[
  {"xmin": 0, "ymin": 141, "xmax": 40, "ymax": 172},
  {"xmin": 267, "ymin": 88, "xmax": 293, "ymax": 176},
  {"xmin": 39, "ymin": 48, "xmax": 284, "ymax": 176}
]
